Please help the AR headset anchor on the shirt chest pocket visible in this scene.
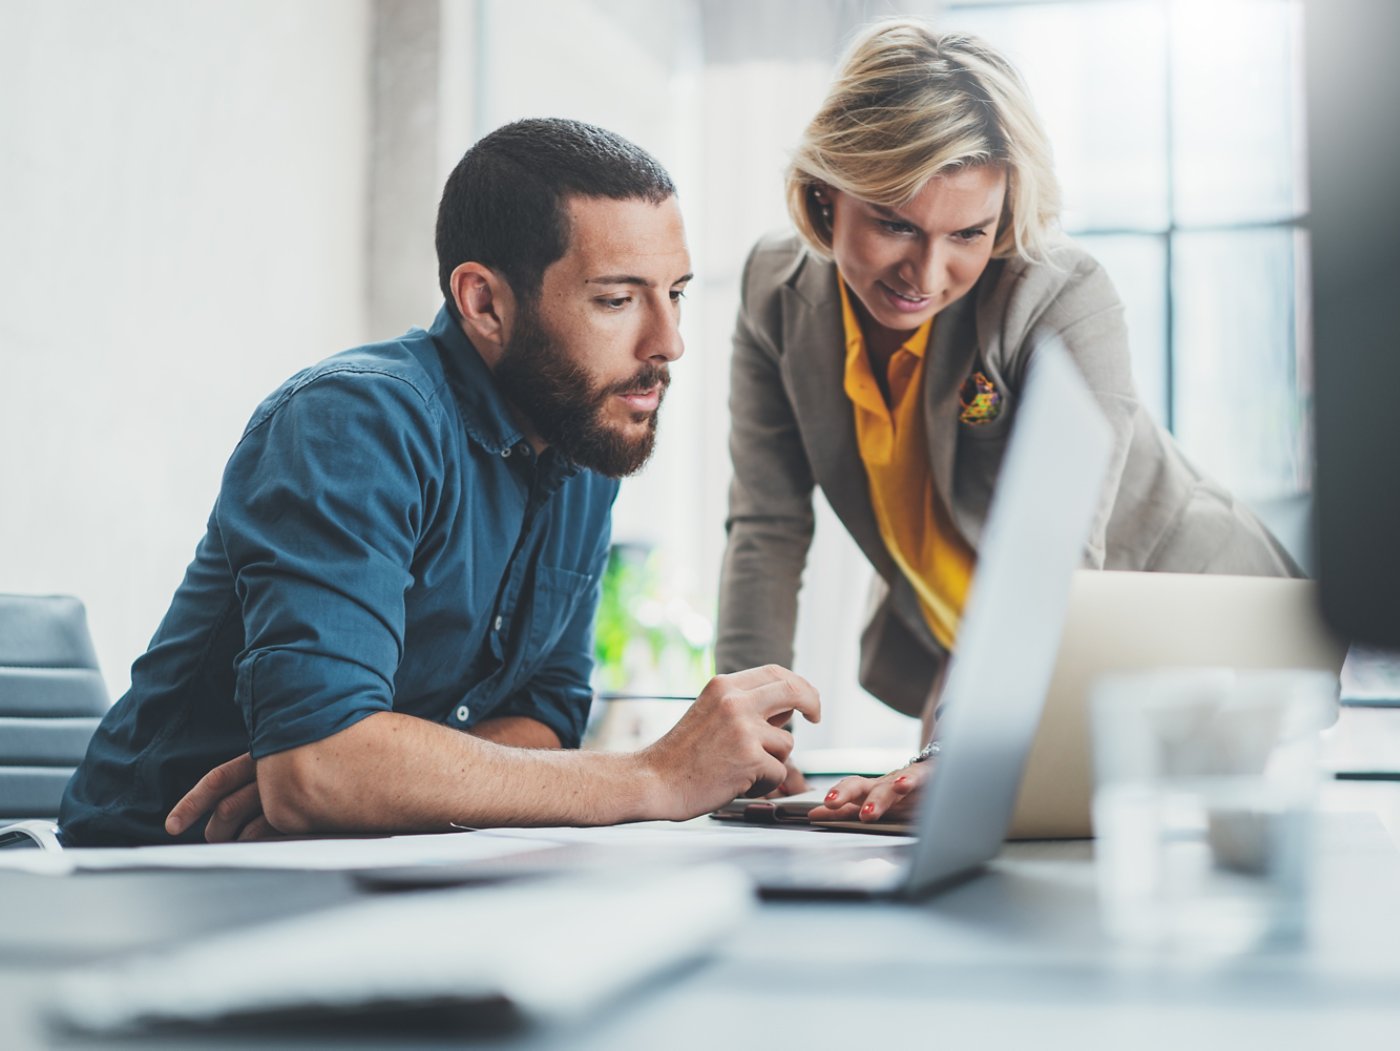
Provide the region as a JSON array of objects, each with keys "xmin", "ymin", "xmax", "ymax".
[{"xmin": 524, "ymin": 564, "xmax": 597, "ymax": 663}]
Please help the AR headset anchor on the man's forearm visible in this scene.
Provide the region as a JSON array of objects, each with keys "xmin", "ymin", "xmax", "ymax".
[
  {"xmin": 256, "ymin": 711, "xmax": 655, "ymax": 835},
  {"xmin": 469, "ymin": 715, "xmax": 563, "ymax": 749},
  {"xmin": 252, "ymin": 665, "xmax": 821, "ymax": 838}
]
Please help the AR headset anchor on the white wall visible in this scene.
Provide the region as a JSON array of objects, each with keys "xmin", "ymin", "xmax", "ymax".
[
  {"xmin": 0, "ymin": 0, "xmax": 920, "ymax": 750},
  {"xmin": 0, "ymin": 0, "xmax": 372, "ymax": 698}
]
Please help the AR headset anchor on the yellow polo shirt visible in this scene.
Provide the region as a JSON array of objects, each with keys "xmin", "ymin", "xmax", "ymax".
[{"xmin": 839, "ymin": 279, "xmax": 975, "ymax": 650}]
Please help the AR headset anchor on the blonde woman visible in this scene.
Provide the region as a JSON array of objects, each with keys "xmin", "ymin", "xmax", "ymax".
[{"xmin": 714, "ymin": 20, "xmax": 1298, "ymax": 823}]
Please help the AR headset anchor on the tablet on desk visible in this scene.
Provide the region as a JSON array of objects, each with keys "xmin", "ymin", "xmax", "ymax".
[
  {"xmin": 709, "ymin": 789, "xmax": 829, "ymax": 826},
  {"xmin": 710, "ymin": 792, "xmax": 916, "ymax": 836}
]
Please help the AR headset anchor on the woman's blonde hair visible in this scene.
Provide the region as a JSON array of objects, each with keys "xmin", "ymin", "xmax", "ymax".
[{"xmin": 788, "ymin": 20, "xmax": 1061, "ymax": 263}]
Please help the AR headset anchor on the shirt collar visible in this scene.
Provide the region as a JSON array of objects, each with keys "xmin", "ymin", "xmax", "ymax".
[
  {"xmin": 428, "ymin": 304, "xmax": 582, "ymax": 486},
  {"xmin": 837, "ymin": 277, "xmax": 932, "ymax": 415},
  {"xmin": 837, "ymin": 277, "xmax": 932, "ymax": 358},
  {"xmin": 428, "ymin": 303, "xmax": 527, "ymax": 455}
]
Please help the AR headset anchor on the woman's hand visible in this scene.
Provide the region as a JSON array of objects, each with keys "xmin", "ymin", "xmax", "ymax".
[{"xmin": 805, "ymin": 761, "xmax": 933, "ymax": 823}]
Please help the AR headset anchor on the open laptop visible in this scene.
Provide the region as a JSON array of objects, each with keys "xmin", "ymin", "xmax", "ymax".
[
  {"xmin": 1007, "ymin": 570, "xmax": 1346, "ymax": 838},
  {"xmin": 738, "ymin": 341, "xmax": 1112, "ymax": 898},
  {"xmin": 799, "ymin": 571, "xmax": 1346, "ymax": 843}
]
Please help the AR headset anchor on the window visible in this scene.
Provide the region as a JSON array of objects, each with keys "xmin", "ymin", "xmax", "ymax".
[{"xmin": 942, "ymin": 0, "xmax": 1310, "ymax": 502}]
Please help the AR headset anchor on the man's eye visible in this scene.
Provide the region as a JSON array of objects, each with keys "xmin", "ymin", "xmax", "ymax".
[
  {"xmin": 599, "ymin": 296, "xmax": 631, "ymax": 309},
  {"xmin": 670, "ymin": 288, "xmax": 688, "ymax": 303}
]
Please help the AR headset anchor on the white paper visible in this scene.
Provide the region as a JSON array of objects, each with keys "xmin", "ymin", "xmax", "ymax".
[
  {"xmin": 0, "ymin": 829, "xmax": 555, "ymax": 876},
  {"xmin": 474, "ymin": 821, "xmax": 916, "ymax": 849},
  {"xmin": 0, "ymin": 816, "xmax": 913, "ymax": 878}
]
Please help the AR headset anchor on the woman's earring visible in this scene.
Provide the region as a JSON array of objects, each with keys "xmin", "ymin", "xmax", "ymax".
[{"xmin": 813, "ymin": 191, "xmax": 833, "ymax": 227}]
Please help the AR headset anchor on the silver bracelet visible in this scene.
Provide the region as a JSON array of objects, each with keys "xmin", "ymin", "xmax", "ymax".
[{"xmin": 906, "ymin": 740, "xmax": 941, "ymax": 766}]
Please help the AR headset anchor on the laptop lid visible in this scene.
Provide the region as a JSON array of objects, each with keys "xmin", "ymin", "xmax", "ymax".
[
  {"xmin": 901, "ymin": 342, "xmax": 1111, "ymax": 897},
  {"xmin": 1009, "ymin": 571, "xmax": 1346, "ymax": 839}
]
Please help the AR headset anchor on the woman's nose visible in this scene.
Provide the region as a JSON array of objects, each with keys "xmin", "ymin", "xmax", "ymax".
[{"xmin": 902, "ymin": 242, "xmax": 944, "ymax": 296}]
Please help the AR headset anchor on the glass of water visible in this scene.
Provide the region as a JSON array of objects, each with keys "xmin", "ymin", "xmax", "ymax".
[{"xmin": 1091, "ymin": 668, "xmax": 1336, "ymax": 953}]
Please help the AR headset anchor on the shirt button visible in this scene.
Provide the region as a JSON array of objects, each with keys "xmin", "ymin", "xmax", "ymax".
[
  {"xmin": 493, "ymin": 615, "xmax": 503, "ymax": 632},
  {"xmin": 501, "ymin": 447, "xmax": 511, "ymax": 458},
  {"xmin": 455, "ymin": 705, "xmax": 470, "ymax": 722}
]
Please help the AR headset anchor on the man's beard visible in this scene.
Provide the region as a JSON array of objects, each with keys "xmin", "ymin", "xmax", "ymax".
[{"xmin": 492, "ymin": 302, "xmax": 669, "ymax": 478}]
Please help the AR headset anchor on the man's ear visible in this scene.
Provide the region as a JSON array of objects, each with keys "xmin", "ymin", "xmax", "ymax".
[{"xmin": 449, "ymin": 262, "xmax": 516, "ymax": 368}]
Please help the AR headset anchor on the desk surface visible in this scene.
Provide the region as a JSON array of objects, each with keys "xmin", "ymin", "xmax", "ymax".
[{"xmin": 3, "ymin": 808, "xmax": 1400, "ymax": 1050}]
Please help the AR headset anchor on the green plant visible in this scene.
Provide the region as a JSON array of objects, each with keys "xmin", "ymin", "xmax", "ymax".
[{"xmin": 592, "ymin": 542, "xmax": 712, "ymax": 693}]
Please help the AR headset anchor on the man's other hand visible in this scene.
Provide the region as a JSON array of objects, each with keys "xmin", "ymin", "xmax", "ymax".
[
  {"xmin": 164, "ymin": 752, "xmax": 278, "ymax": 842},
  {"xmin": 638, "ymin": 665, "xmax": 820, "ymax": 820}
]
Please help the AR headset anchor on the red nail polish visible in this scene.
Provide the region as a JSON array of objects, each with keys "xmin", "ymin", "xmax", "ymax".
[
  {"xmin": 825, "ymin": 790, "xmax": 838, "ymax": 801},
  {"xmin": 861, "ymin": 803, "xmax": 875, "ymax": 815},
  {"xmin": 895, "ymin": 776, "xmax": 908, "ymax": 784}
]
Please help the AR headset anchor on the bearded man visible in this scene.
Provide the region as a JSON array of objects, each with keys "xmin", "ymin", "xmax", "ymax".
[{"xmin": 59, "ymin": 118, "xmax": 817, "ymax": 847}]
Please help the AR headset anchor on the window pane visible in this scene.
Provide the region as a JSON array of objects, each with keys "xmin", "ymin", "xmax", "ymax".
[
  {"xmin": 943, "ymin": 1, "xmax": 1168, "ymax": 231},
  {"xmin": 1172, "ymin": 228, "xmax": 1309, "ymax": 499},
  {"xmin": 1171, "ymin": 0, "xmax": 1304, "ymax": 225},
  {"xmin": 1074, "ymin": 234, "xmax": 1168, "ymax": 427}
]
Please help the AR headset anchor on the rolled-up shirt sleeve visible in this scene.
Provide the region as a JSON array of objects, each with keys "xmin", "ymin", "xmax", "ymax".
[{"xmin": 218, "ymin": 367, "xmax": 445, "ymax": 758}]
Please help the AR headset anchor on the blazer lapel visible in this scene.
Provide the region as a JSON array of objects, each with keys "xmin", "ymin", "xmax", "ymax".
[
  {"xmin": 779, "ymin": 253, "xmax": 895, "ymax": 580},
  {"xmin": 922, "ymin": 292, "xmax": 980, "ymax": 526}
]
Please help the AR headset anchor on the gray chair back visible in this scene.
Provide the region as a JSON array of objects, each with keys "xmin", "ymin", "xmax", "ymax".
[{"xmin": 0, "ymin": 594, "xmax": 109, "ymax": 820}]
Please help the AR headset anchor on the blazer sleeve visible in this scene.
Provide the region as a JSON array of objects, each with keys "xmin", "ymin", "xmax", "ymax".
[{"xmin": 714, "ymin": 242, "xmax": 817, "ymax": 674}]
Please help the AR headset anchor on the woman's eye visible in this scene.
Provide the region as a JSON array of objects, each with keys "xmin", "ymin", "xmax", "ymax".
[
  {"xmin": 879, "ymin": 220, "xmax": 915, "ymax": 235},
  {"xmin": 953, "ymin": 227, "xmax": 988, "ymax": 243},
  {"xmin": 669, "ymin": 288, "xmax": 688, "ymax": 303}
]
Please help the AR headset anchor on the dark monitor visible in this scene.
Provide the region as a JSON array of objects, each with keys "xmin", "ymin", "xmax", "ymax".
[{"xmin": 1307, "ymin": 0, "xmax": 1400, "ymax": 645}]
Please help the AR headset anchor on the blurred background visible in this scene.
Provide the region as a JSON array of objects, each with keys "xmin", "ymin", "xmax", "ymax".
[{"xmin": 0, "ymin": 0, "xmax": 1309, "ymax": 753}]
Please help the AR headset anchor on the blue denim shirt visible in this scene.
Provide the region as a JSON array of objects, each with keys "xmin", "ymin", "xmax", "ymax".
[{"xmin": 60, "ymin": 306, "xmax": 617, "ymax": 846}]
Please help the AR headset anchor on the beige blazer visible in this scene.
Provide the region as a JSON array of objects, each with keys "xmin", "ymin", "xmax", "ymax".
[{"xmin": 715, "ymin": 232, "xmax": 1300, "ymax": 717}]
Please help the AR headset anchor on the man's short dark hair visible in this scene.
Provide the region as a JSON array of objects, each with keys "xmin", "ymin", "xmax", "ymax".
[{"xmin": 435, "ymin": 118, "xmax": 676, "ymax": 310}]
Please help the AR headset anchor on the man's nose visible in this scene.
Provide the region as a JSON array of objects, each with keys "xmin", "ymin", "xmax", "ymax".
[{"xmin": 643, "ymin": 302, "xmax": 685, "ymax": 363}]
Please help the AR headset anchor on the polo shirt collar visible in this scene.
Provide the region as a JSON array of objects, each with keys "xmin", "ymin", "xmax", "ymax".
[{"xmin": 837, "ymin": 275, "xmax": 932, "ymax": 417}]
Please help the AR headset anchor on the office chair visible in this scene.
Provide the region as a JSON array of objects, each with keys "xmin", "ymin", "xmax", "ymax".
[{"xmin": 0, "ymin": 594, "xmax": 109, "ymax": 845}]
